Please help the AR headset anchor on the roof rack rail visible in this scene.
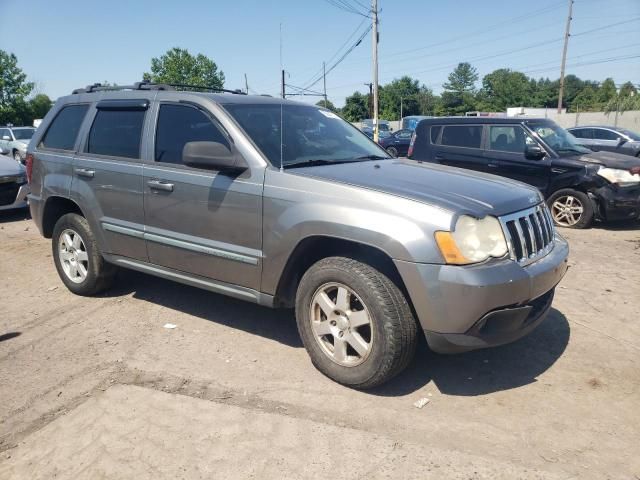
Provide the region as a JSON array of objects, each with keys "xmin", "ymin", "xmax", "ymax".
[
  {"xmin": 164, "ymin": 83, "xmax": 246, "ymax": 95},
  {"xmin": 72, "ymin": 81, "xmax": 246, "ymax": 95}
]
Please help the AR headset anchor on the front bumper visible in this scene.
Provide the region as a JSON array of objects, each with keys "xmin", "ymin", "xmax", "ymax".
[
  {"xmin": 594, "ymin": 184, "xmax": 640, "ymax": 222},
  {"xmin": 394, "ymin": 234, "xmax": 569, "ymax": 353},
  {"xmin": 0, "ymin": 182, "xmax": 29, "ymax": 211}
]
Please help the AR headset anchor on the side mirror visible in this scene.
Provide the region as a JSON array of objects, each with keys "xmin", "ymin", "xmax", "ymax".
[
  {"xmin": 182, "ymin": 141, "xmax": 246, "ymax": 171},
  {"xmin": 617, "ymin": 137, "xmax": 628, "ymax": 146},
  {"xmin": 524, "ymin": 144, "xmax": 546, "ymax": 160},
  {"xmin": 2, "ymin": 135, "xmax": 11, "ymax": 141}
]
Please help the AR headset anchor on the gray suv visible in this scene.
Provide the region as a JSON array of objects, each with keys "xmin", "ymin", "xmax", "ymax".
[{"xmin": 27, "ymin": 82, "xmax": 569, "ymax": 388}]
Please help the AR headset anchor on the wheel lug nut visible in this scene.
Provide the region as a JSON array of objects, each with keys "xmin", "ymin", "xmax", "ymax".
[
  {"xmin": 338, "ymin": 331, "xmax": 344, "ymax": 337},
  {"xmin": 330, "ymin": 320, "xmax": 336, "ymax": 326}
]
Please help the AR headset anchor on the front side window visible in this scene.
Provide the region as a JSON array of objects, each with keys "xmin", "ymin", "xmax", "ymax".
[
  {"xmin": 440, "ymin": 125, "xmax": 482, "ymax": 148},
  {"xmin": 222, "ymin": 103, "xmax": 388, "ymax": 168},
  {"xmin": 0, "ymin": 128, "xmax": 9, "ymax": 140},
  {"xmin": 488, "ymin": 126, "xmax": 535, "ymax": 153},
  {"xmin": 526, "ymin": 120, "xmax": 591, "ymax": 156},
  {"xmin": 430, "ymin": 126, "xmax": 441, "ymax": 143},
  {"xmin": 593, "ymin": 129, "xmax": 620, "ymax": 141},
  {"xmin": 396, "ymin": 129, "xmax": 412, "ymax": 139},
  {"xmin": 86, "ymin": 109, "xmax": 145, "ymax": 159},
  {"xmin": 155, "ymin": 104, "xmax": 230, "ymax": 164},
  {"xmin": 39, "ymin": 104, "xmax": 89, "ymax": 151}
]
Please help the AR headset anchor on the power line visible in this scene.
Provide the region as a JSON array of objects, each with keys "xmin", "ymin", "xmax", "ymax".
[{"xmin": 322, "ymin": 0, "xmax": 371, "ymax": 17}]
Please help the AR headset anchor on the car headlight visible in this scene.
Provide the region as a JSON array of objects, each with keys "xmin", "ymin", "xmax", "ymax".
[
  {"xmin": 597, "ymin": 167, "xmax": 640, "ymax": 185},
  {"xmin": 435, "ymin": 215, "xmax": 508, "ymax": 265}
]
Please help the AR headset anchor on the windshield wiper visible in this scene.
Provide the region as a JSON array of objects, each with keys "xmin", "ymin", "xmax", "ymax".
[
  {"xmin": 284, "ymin": 159, "xmax": 361, "ymax": 169},
  {"xmin": 353, "ymin": 154, "xmax": 388, "ymax": 160},
  {"xmin": 556, "ymin": 148, "xmax": 586, "ymax": 154}
]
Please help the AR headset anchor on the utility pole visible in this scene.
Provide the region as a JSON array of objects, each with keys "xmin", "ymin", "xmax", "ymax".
[
  {"xmin": 323, "ymin": 61, "xmax": 327, "ymax": 108},
  {"xmin": 557, "ymin": 0, "xmax": 573, "ymax": 114},
  {"xmin": 400, "ymin": 96, "xmax": 403, "ymax": 127},
  {"xmin": 281, "ymin": 69, "xmax": 285, "ymax": 99},
  {"xmin": 371, "ymin": 0, "xmax": 379, "ymax": 141},
  {"xmin": 244, "ymin": 73, "xmax": 249, "ymax": 94}
]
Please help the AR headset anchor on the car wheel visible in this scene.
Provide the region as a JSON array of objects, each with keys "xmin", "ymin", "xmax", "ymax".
[
  {"xmin": 52, "ymin": 213, "xmax": 117, "ymax": 295},
  {"xmin": 547, "ymin": 189, "xmax": 594, "ymax": 229},
  {"xmin": 386, "ymin": 146, "xmax": 398, "ymax": 158},
  {"xmin": 295, "ymin": 256, "xmax": 417, "ymax": 389},
  {"xmin": 13, "ymin": 151, "xmax": 24, "ymax": 164}
]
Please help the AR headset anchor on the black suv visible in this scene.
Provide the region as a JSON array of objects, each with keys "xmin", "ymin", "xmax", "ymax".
[{"xmin": 408, "ymin": 117, "xmax": 640, "ymax": 228}]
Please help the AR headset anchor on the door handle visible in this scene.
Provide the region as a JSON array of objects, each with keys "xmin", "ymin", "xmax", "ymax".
[
  {"xmin": 487, "ymin": 163, "xmax": 499, "ymax": 168},
  {"xmin": 434, "ymin": 155, "xmax": 444, "ymax": 160},
  {"xmin": 147, "ymin": 180, "xmax": 174, "ymax": 192},
  {"xmin": 74, "ymin": 168, "xmax": 95, "ymax": 178}
]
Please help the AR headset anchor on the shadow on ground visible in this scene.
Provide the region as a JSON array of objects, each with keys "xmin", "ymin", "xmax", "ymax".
[
  {"xmin": 0, "ymin": 208, "xmax": 30, "ymax": 224},
  {"xmin": 0, "ymin": 332, "xmax": 22, "ymax": 342},
  {"xmin": 593, "ymin": 219, "xmax": 640, "ymax": 231},
  {"xmin": 105, "ymin": 270, "xmax": 570, "ymax": 397}
]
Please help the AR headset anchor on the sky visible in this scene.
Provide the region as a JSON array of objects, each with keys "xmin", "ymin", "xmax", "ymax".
[{"xmin": 1, "ymin": 0, "xmax": 639, "ymax": 107}]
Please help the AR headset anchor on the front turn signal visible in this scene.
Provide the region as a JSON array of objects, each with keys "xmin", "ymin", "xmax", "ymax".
[{"xmin": 434, "ymin": 231, "xmax": 471, "ymax": 265}]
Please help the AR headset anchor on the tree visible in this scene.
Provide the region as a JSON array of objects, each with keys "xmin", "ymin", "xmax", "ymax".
[
  {"xmin": 29, "ymin": 94, "xmax": 52, "ymax": 119},
  {"xmin": 619, "ymin": 81, "xmax": 637, "ymax": 98},
  {"xmin": 443, "ymin": 62, "xmax": 478, "ymax": 95},
  {"xmin": 378, "ymin": 76, "xmax": 422, "ymax": 120},
  {"xmin": 598, "ymin": 78, "xmax": 617, "ymax": 105},
  {"xmin": 0, "ymin": 50, "xmax": 34, "ymax": 124},
  {"xmin": 143, "ymin": 47, "xmax": 225, "ymax": 89},
  {"xmin": 479, "ymin": 69, "xmax": 533, "ymax": 111},
  {"xmin": 316, "ymin": 99, "xmax": 337, "ymax": 112},
  {"xmin": 441, "ymin": 63, "xmax": 479, "ymax": 115},
  {"xmin": 341, "ymin": 91, "xmax": 370, "ymax": 122}
]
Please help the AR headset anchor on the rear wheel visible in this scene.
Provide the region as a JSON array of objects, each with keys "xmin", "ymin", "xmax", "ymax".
[
  {"xmin": 52, "ymin": 213, "xmax": 117, "ymax": 295},
  {"xmin": 547, "ymin": 189, "xmax": 594, "ymax": 229},
  {"xmin": 13, "ymin": 151, "xmax": 24, "ymax": 164},
  {"xmin": 295, "ymin": 256, "xmax": 417, "ymax": 389},
  {"xmin": 386, "ymin": 146, "xmax": 398, "ymax": 158}
]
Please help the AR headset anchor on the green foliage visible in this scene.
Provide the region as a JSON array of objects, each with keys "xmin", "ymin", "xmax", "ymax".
[
  {"xmin": 0, "ymin": 50, "xmax": 34, "ymax": 124},
  {"xmin": 316, "ymin": 99, "xmax": 337, "ymax": 112},
  {"xmin": 379, "ymin": 76, "xmax": 421, "ymax": 120},
  {"xmin": 479, "ymin": 69, "xmax": 532, "ymax": 111},
  {"xmin": 29, "ymin": 94, "xmax": 52, "ymax": 119},
  {"xmin": 341, "ymin": 91, "xmax": 370, "ymax": 122},
  {"xmin": 442, "ymin": 62, "xmax": 478, "ymax": 95},
  {"xmin": 143, "ymin": 47, "xmax": 225, "ymax": 89},
  {"xmin": 598, "ymin": 78, "xmax": 617, "ymax": 104}
]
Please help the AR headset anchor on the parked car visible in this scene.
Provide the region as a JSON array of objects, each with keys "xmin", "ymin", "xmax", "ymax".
[
  {"xmin": 401, "ymin": 115, "xmax": 433, "ymax": 131},
  {"xmin": 378, "ymin": 129, "xmax": 413, "ymax": 157},
  {"xmin": 362, "ymin": 118, "xmax": 391, "ymax": 134},
  {"xmin": 409, "ymin": 117, "xmax": 640, "ymax": 228},
  {"xmin": 0, "ymin": 126, "xmax": 36, "ymax": 164},
  {"xmin": 0, "ymin": 153, "xmax": 29, "ymax": 211},
  {"xmin": 28, "ymin": 82, "xmax": 568, "ymax": 388},
  {"xmin": 361, "ymin": 126, "xmax": 391, "ymax": 140},
  {"xmin": 568, "ymin": 126, "xmax": 640, "ymax": 157}
]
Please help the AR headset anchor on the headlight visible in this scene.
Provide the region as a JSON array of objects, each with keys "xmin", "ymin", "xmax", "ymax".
[
  {"xmin": 597, "ymin": 167, "xmax": 640, "ymax": 185},
  {"xmin": 435, "ymin": 215, "xmax": 508, "ymax": 265}
]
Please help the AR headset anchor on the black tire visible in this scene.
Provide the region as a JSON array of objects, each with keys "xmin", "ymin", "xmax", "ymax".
[
  {"xmin": 295, "ymin": 256, "xmax": 418, "ymax": 389},
  {"xmin": 386, "ymin": 146, "xmax": 398, "ymax": 158},
  {"xmin": 13, "ymin": 150, "xmax": 24, "ymax": 164},
  {"xmin": 52, "ymin": 213, "xmax": 117, "ymax": 295},
  {"xmin": 547, "ymin": 189, "xmax": 594, "ymax": 229}
]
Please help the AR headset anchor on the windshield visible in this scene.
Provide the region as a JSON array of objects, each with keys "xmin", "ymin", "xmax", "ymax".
[
  {"xmin": 618, "ymin": 128, "xmax": 640, "ymax": 141},
  {"xmin": 525, "ymin": 120, "xmax": 591, "ymax": 155},
  {"xmin": 223, "ymin": 104, "xmax": 389, "ymax": 168},
  {"xmin": 12, "ymin": 128, "xmax": 35, "ymax": 140}
]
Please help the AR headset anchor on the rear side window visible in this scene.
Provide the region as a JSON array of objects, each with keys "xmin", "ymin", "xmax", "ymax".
[
  {"xmin": 430, "ymin": 126, "xmax": 441, "ymax": 143},
  {"xmin": 39, "ymin": 104, "xmax": 89, "ymax": 151},
  {"xmin": 155, "ymin": 104, "xmax": 229, "ymax": 164},
  {"xmin": 86, "ymin": 110, "xmax": 145, "ymax": 159},
  {"xmin": 440, "ymin": 125, "xmax": 482, "ymax": 148},
  {"xmin": 571, "ymin": 128, "xmax": 592, "ymax": 139}
]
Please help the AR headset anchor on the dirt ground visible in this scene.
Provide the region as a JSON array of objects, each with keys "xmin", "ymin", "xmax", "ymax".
[{"xmin": 0, "ymin": 209, "xmax": 638, "ymax": 479}]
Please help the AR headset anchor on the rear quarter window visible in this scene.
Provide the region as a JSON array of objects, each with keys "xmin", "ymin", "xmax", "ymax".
[
  {"xmin": 440, "ymin": 125, "xmax": 482, "ymax": 148},
  {"xmin": 430, "ymin": 126, "xmax": 441, "ymax": 143},
  {"xmin": 39, "ymin": 104, "xmax": 89, "ymax": 151}
]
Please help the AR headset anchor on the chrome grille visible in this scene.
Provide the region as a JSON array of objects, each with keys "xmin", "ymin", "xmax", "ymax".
[{"xmin": 499, "ymin": 204, "xmax": 555, "ymax": 266}]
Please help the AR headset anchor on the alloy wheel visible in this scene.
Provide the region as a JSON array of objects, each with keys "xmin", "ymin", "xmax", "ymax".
[
  {"xmin": 58, "ymin": 229, "xmax": 89, "ymax": 283},
  {"xmin": 309, "ymin": 282, "xmax": 373, "ymax": 367},
  {"xmin": 551, "ymin": 195, "xmax": 584, "ymax": 227}
]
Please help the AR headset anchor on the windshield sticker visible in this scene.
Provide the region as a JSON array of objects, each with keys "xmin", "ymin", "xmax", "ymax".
[{"xmin": 319, "ymin": 110, "xmax": 340, "ymax": 119}]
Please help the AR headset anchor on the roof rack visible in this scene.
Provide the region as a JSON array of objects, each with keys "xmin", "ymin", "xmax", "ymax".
[{"xmin": 72, "ymin": 80, "xmax": 246, "ymax": 95}]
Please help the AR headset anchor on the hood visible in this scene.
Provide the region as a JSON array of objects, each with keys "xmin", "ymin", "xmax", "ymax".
[
  {"xmin": 291, "ymin": 159, "xmax": 542, "ymax": 217},
  {"xmin": 574, "ymin": 150, "xmax": 640, "ymax": 169},
  {"xmin": 0, "ymin": 154, "xmax": 25, "ymax": 176}
]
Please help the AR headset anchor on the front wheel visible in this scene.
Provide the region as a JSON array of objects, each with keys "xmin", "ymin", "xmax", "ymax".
[
  {"xmin": 547, "ymin": 189, "xmax": 594, "ymax": 229},
  {"xmin": 295, "ymin": 257, "xmax": 418, "ymax": 389},
  {"xmin": 13, "ymin": 151, "xmax": 24, "ymax": 164},
  {"xmin": 386, "ymin": 146, "xmax": 398, "ymax": 158},
  {"xmin": 52, "ymin": 213, "xmax": 117, "ymax": 295}
]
